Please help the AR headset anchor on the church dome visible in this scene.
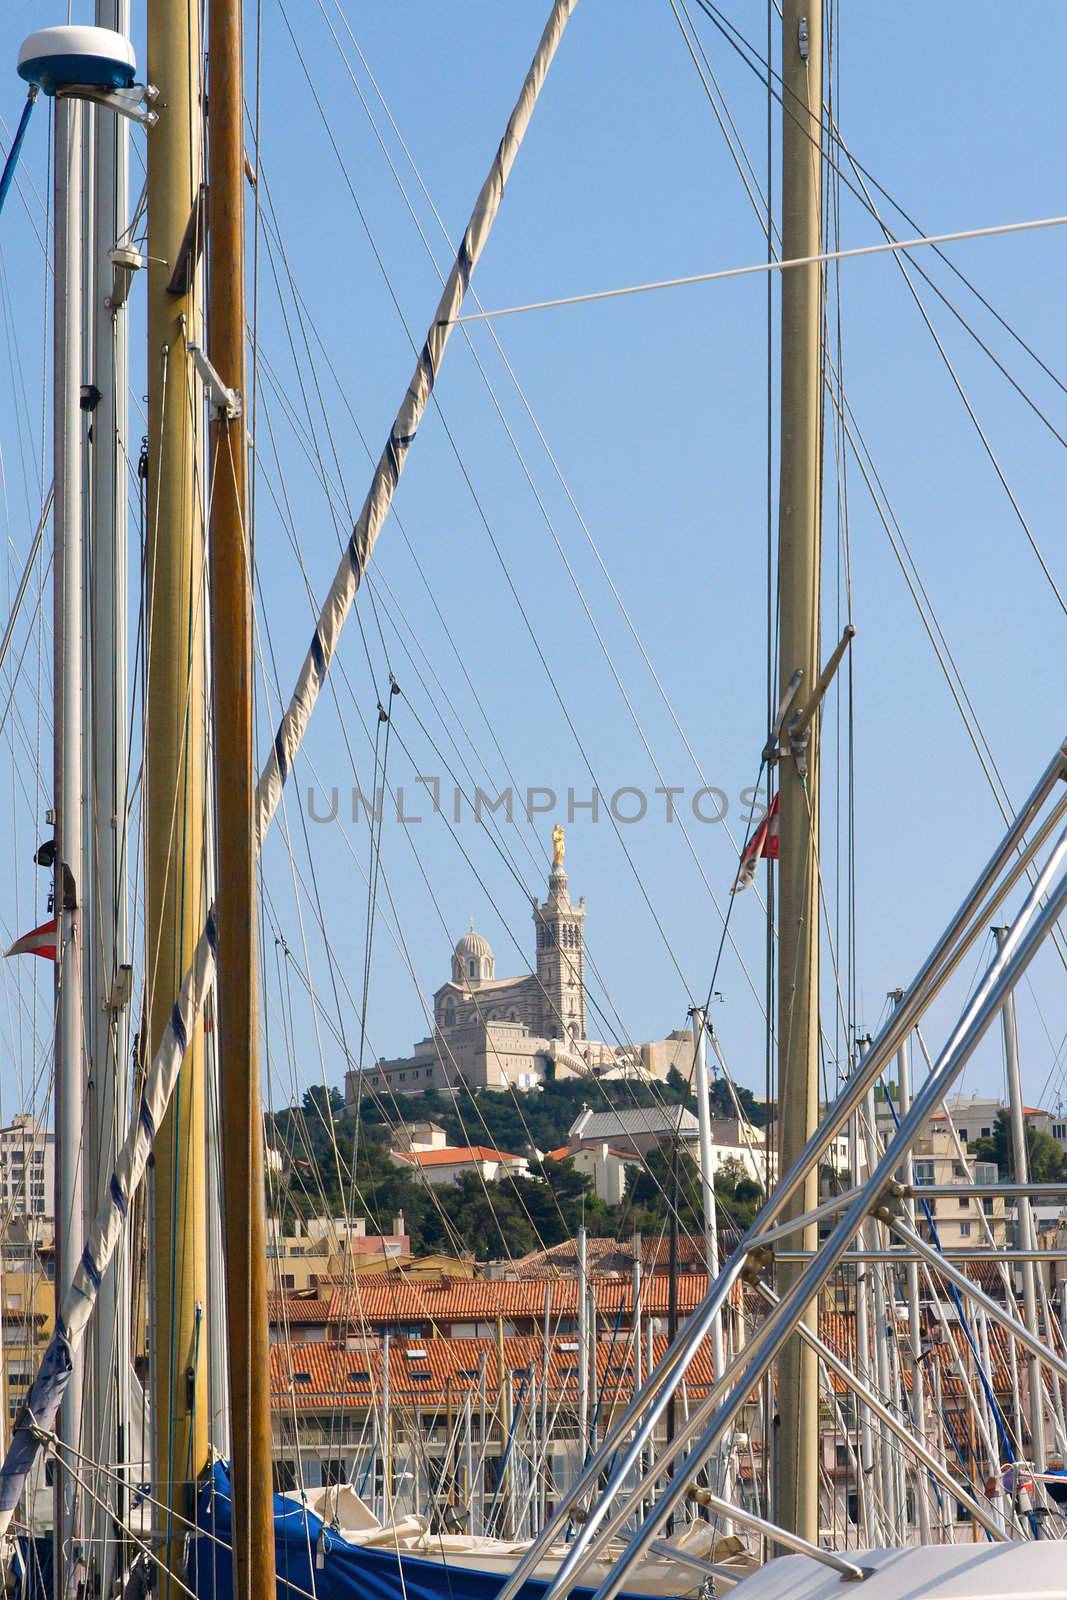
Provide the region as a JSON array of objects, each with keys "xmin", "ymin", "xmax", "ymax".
[
  {"xmin": 452, "ymin": 925, "xmax": 495, "ymax": 984},
  {"xmin": 455, "ymin": 929, "xmax": 492, "ymax": 963}
]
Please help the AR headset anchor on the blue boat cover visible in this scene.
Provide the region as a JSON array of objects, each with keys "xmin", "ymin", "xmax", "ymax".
[{"xmin": 192, "ymin": 1463, "xmax": 669, "ymax": 1600}]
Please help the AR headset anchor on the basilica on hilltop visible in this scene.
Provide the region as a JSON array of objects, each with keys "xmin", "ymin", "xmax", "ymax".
[{"xmin": 344, "ymin": 829, "xmax": 692, "ymax": 1101}]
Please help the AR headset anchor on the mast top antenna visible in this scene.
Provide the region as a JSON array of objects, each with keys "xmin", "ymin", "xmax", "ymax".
[{"xmin": 18, "ymin": 26, "xmax": 136, "ymax": 97}]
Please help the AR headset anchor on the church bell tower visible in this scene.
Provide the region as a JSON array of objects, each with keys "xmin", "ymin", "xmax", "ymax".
[{"xmin": 533, "ymin": 825, "xmax": 586, "ymax": 1040}]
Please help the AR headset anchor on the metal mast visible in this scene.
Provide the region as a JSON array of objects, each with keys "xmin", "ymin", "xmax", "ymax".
[
  {"xmin": 88, "ymin": 4, "xmax": 132, "ymax": 1592},
  {"xmin": 145, "ymin": 0, "xmax": 210, "ymax": 1583},
  {"xmin": 206, "ymin": 0, "xmax": 277, "ymax": 1583},
  {"xmin": 994, "ymin": 924, "xmax": 1048, "ymax": 1484},
  {"xmin": 774, "ymin": 0, "xmax": 824, "ymax": 1543},
  {"xmin": 53, "ymin": 87, "xmax": 87, "ymax": 1600}
]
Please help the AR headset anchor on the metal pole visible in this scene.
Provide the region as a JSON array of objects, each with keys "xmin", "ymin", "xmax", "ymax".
[
  {"xmin": 580, "ymin": 839, "xmax": 1067, "ymax": 1600},
  {"xmin": 206, "ymin": 0, "xmax": 277, "ymax": 1583},
  {"xmin": 900, "ymin": 1007, "xmax": 938, "ymax": 1540},
  {"xmin": 578, "ymin": 1227, "xmax": 589, "ymax": 1459},
  {"xmin": 994, "ymin": 923, "xmax": 1047, "ymax": 1480},
  {"xmin": 89, "ymin": 5, "xmax": 132, "ymax": 1592},
  {"xmin": 383, "ymin": 1333, "xmax": 392, "ymax": 1517},
  {"xmin": 145, "ymin": 0, "xmax": 210, "ymax": 1577},
  {"xmin": 666, "ymin": 1171, "xmax": 677, "ymax": 1519},
  {"xmin": 889, "ymin": 1215, "xmax": 1067, "ymax": 1403},
  {"xmin": 861, "ymin": 1085, "xmax": 896, "ymax": 1534},
  {"xmin": 492, "ymin": 764, "xmax": 1067, "ymax": 1600},
  {"xmin": 754, "ymin": 1281, "xmax": 1002, "ymax": 1540},
  {"xmin": 687, "ymin": 1489, "xmax": 866, "ymax": 1581},
  {"xmin": 692, "ymin": 1014, "xmax": 725, "ymax": 1375},
  {"xmin": 774, "ymin": 0, "xmax": 824, "ymax": 1542},
  {"xmin": 497, "ymin": 1317, "xmax": 510, "ymax": 1535},
  {"xmin": 53, "ymin": 92, "xmax": 87, "ymax": 1600},
  {"xmin": 848, "ymin": 1078, "xmax": 876, "ymax": 1542},
  {"xmin": 539, "ymin": 1280, "xmax": 551, "ymax": 1529}
]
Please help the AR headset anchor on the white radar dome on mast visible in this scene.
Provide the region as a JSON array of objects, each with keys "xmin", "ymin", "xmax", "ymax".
[{"xmin": 17, "ymin": 26, "xmax": 136, "ymax": 96}]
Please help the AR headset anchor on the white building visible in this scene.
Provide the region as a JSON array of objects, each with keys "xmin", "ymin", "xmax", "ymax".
[
  {"xmin": 0, "ymin": 1115, "xmax": 53, "ymax": 1218},
  {"xmin": 569, "ymin": 1104, "xmax": 700, "ymax": 1160},
  {"xmin": 912, "ymin": 1131, "xmax": 1006, "ymax": 1247},
  {"xmin": 389, "ymin": 1144, "xmax": 530, "ymax": 1186},
  {"xmin": 557, "ymin": 1142, "xmax": 632, "ymax": 1205},
  {"xmin": 876, "ymin": 1090, "xmax": 1054, "ymax": 1158}
]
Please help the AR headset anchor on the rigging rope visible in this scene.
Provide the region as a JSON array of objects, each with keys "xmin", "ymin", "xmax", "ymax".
[
  {"xmin": 0, "ymin": 89, "xmax": 37, "ymax": 225},
  {"xmin": 451, "ymin": 216, "xmax": 1067, "ymax": 323},
  {"xmin": 0, "ymin": 0, "xmax": 579, "ymax": 1536}
]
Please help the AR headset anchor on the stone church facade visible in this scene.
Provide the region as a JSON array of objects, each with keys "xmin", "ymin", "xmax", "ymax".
[
  {"xmin": 344, "ymin": 839, "xmax": 694, "ymax": 1103},
  {"xmin": 345, "ymin": 848, "xmax": 604, "ymax": 1100}
]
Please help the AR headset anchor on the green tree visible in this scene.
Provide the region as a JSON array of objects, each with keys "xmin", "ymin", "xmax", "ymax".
[
  {"xmin": 713, "ymin": 1155, "xmax": 764, "ymax": 1230},
  {"xmin": 970, "ymin": 1109, "xmax": 1067, "ymax": 1182},
  {"xmin": 626, "ymin": 1145, "xmax": 704, "ymax": 1233}
]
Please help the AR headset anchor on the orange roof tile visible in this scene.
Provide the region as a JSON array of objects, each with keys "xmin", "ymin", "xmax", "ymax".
[
  {"xmin": 320, "ymin": 1271, "xmax": 715, "ymax": 1330},
  {"xmin": 392, "ymin": 1145, "xmax": 524, "ymax": 1168},
  {"xmin": 270, "ymin": 1331, "xmax": 721, "ymax": 1411}
]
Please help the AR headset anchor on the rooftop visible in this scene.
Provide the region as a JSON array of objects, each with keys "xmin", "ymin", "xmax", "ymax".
[
  {"xmin": 391, "ymin": 1144, "xmax": 525, "ymax": 1169},
  {"xmin": 569, "ymin": 1105, "xmax": 699, "ymax": 1141}
]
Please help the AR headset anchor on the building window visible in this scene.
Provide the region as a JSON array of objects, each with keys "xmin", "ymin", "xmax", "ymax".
[
  {"xmin": 959, "ymin": 1222, "xmax": 972, "ymax": 1238},
  {"xmin": 469, "ymin": 959, "xmax": 476, "ymax": 978},
  {"xmin": 914, "ymin": 1162, "xmax": 934, "ymax": 1185},
  {"xmin": 1054, "ymin": 1124, "xmax": 1066, "ymax": 1141},
  {"xmin": 981, "ymin": 1126, "xmax": 992, "ymax": 1138},
  {"xmin": 958, "ymin": 1129, "xmax": 968, "ymax": 1142}
]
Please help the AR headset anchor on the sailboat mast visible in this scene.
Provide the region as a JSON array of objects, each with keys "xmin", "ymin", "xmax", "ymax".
[
  {"xmin": 145, "ymin": 0, "xmax": 210, "ymax": 1582},
  {"xmin": 89, "ymin": 3, "xmax": 132, "ymax": 1591},
  {"xmin": 205, "ymin": 0, "xmax": 277, "ymax": 1584},
  {"xmin": 53, "ymin": 88, "xmax": 87, "ymax": 1597},
  {"xmin": 774, "ymin": 0, "xmax": 824, "ymax": 1544}
]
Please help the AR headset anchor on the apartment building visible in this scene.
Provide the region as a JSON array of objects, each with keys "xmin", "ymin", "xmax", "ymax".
[
  {"xmin": 911, "ymin": 1131, "xmax": 1006, "ymax": 1247},
  {"xmin": 0, "ymin": 1114, "xmax": 54, "ymax": 1218},
  {"xmin": 265, "ymin": 1215, "xmax": 409, "ymax": 1294}
]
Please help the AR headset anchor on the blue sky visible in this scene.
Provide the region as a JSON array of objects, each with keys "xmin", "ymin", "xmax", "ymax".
[{"xmin": 0, "ymin": 1, "xmax": 1064, "ymax": 1134}]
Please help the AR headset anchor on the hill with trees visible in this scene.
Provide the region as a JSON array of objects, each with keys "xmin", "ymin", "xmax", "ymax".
[{"xmin": 264, "ymin": 1074, "xmax": 771, "ymax": 1262}]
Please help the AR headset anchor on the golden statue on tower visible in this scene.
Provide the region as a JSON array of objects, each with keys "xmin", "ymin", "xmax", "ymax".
[{"xmin": 552, "ymin": 822, "xmax": 565, "ymax": 867}]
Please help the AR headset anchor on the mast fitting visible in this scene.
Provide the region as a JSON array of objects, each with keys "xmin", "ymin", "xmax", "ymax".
[{"xmin": 185, "ymin": 337, "xmax": 242, "ymax": 420}]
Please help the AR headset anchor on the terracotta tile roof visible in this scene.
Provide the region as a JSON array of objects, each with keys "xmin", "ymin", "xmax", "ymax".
[
  {"xmin": 267, "ymin": 1295, "xmax": 331, "ymax": 1324},
  {"xmin": 517, "ymin": 1235, "xmax": 708, "ymax": 1277},
  {"xmin": 269, "ymin": 1293, "xmax": 1031, "ymax": 1415},
  {"xmin": 270, "ymin": 1331, "xmax": 720, "ymax": 1412},
  {"xmin": 543, "ymin": 1146, "xmax": 571, "ymax": 1162},
  {"xmin": 391, "ymin": 1145, "xmax": 524, "ymax": 1168},
  {"xmin": 321, "ymin": 1271, "xmax": 715, "ymax": 1330}
]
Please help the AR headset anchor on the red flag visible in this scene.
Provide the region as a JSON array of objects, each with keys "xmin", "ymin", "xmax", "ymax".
[
  {"xmin": 6, "ymin": 918, "xmax": 58, "ymax": 960},
  {"xmin": 732, "ymin": 796, "xmax": 779, "ymax": 893}
]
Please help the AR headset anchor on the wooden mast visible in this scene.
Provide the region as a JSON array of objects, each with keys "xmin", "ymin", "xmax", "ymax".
[
  {"xmin": 145, "ymin": 0, "xmax": 209, "ymax": 1586},
  {"xmin": 206, "ymin": 0, "xmax": 277, "ymax": 1587},
  {"xmin": 774, "ymin": 0, "xmax": 824, "ymax": 1543}
]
